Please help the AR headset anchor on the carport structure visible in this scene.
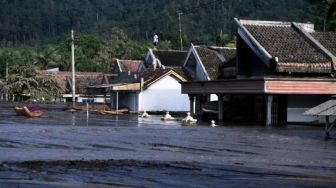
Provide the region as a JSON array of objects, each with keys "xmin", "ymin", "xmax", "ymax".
[
  {"xmin": 87, "ymin": 83, "xmax": 141, "ymax": 113},
  {"xmin": 305, "ymin": 99, "xmax": 336, "ymax": 139}
]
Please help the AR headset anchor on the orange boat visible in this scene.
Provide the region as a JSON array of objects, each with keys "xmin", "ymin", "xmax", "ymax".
[{"xmin": 15, "ymin": 106, "xmax": 43, "ymax": 118}]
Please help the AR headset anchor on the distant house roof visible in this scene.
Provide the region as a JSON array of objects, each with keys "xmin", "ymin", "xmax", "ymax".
[
  {"xmin": 151, "ymin": 49, "xmax": 188, "ymax": 68},
  {"xmin": 138, "ymin": 69, "xmax": 187, "ymax": 88},
  {"xmin": 236, "ymin": 19, "xmax": 333, "ymax": 74},
  {"xmin": 183, "ymin": 45, "xmax": 236, "ymax": 80},
  {"xmin": 41, "ymin": 71, "xmax": 109, "ymax": 94},
  {"xmin": 117, "ymin": 59, "xmax": 145, "ymax": 73}
]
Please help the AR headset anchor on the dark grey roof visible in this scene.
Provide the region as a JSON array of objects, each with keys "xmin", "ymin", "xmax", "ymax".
[
  {"xmin": 304, "ymin": 99, "xmax": 336, "ymax": 116},
  {"xmin": 194, "ymin": 46, "xmax": 236, "ymax": 80},
  {"xmin": 152, "ymin": 50, "xmax": 188, "ymax": 67},
  {"xmin": 243, "ymin": 24, "xmax": 332, "ymax": 73},
  {"xmin": 194, "ymin": 47, "xmax": 223, "ymax": 80},
  {"xmin": 312, "ymin": 32, "xmax": 336, "ymax": 56}
]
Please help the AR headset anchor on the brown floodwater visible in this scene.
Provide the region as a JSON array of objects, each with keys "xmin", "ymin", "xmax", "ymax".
[{"xmin": 0, "ymin": 102, "xmax": 335, "ymax": 187}]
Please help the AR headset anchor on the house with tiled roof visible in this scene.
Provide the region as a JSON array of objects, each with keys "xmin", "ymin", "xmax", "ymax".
[
  {"xmin": 88, "ymin": 69, "xmax": 189, "ymax": 112},
  {"xmin": 182, "ymin": 44, "xmax": 236, "ymax": 102},
  {"xmin": 181, "ymin": 18, "xmax": 336, "ymax": 125},
  {"xmin": 183, "ymin": 44, "xmax": 236, "ymax": 81}
]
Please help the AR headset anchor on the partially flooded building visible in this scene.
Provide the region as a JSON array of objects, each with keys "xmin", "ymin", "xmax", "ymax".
[{"xmin": 181, "ymin": 19, "xmax": 336, "ymax": 125}]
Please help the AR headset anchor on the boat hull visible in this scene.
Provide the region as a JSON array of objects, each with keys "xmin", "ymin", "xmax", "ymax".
[{"xmin": 15, "ymin": 106, "xmax": 43, "ymax": 118}]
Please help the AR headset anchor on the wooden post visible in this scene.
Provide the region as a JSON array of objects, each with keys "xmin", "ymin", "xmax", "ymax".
[
  {"xmin": 325, "ymin": 116, "xmax": 330, "ymax": 140},
  {"xmin": 218, "ymin": 94, "xmax": 224, "ymax": 122},
  {"xmin": 104, "ymin": 93, "xmax": 106, "ymax": 111},
  {"xmin": 266, "ymin": 95, "xmax": 273, "ymax": 126}
]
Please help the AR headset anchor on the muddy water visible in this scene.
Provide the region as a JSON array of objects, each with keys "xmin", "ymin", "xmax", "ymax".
[{"xmin": 0, "ymin": 102, "xmax": 336, "ymax": 187}]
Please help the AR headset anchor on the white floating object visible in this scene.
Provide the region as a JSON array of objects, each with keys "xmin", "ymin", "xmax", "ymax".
[
  {"xmin": 141, "ymin": 111, "xmax": 151, "ymax": 118},
  {"xmin": 211, "ymin": 120, "xmax": 217, "ymax": 127},
  {"xmin": 161, "ymin": 112, "xmax": 175, "ymax": 121},
  {"xmin": 182, "ymin": 112, "xmax": 197, "ymax": 125}
]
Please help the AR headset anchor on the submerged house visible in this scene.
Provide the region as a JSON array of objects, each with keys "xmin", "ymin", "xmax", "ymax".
[
  {"xmin": 183, "ymin": 45, "xmax": 236, "ymax": 102},
  {"xmin": 88, "ymin": 69, "xmax": 189, "ymax": 112},
  {"xmin": 181, "ymin": 19, "xmax": 336, "ymax": 125}
]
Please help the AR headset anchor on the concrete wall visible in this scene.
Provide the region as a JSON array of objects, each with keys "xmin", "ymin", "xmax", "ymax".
[{"xmin": 139, "ymin": 76, "xmax": 189, "ymax": 112}]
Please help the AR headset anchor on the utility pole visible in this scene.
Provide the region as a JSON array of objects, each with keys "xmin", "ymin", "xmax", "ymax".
[
  {"xmin": 71, "ymin": 29, "xmax": 76, "ymax": 108},
  {"xmin": 178, "ymin": 12, "xmax": 183, "ymax": 50}
]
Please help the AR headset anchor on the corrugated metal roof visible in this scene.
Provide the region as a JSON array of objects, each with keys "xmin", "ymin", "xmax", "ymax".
[{"xmin": 304, "ymin": 99, "xmax": 336, "ymax": 116}]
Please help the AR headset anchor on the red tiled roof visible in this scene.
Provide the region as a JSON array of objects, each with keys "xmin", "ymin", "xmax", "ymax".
[
  {"xmin": 118, "ymin": 60, "xmax": 144, "ymax": 73},
  {"xmin": 41, "ymin": 71, "xmax": 105, "ymax": 94}
]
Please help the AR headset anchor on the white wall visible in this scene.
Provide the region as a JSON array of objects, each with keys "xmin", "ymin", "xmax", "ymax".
[
  {"xmin": 140, "ymin": 76, "xmax": 189, "ymax": 112},
  {"xmin": 210, "ymin": 94, "xmax": 218, "ymax": 101}
]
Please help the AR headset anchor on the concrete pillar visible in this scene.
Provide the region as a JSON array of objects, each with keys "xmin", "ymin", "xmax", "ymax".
[
  {"xmin": 266, "ymin": 95, "xmax": 273, "ymax": 126},
  {"xmin": 218, "ymin": 94, "xmax": 224, "ymax": 122},
  {"xmin": 189, "ymin": 95, "xmax": 196, "ymax": 115}
]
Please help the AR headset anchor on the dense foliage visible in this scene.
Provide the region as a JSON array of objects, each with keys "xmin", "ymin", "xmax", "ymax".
[
  {"xmin": 0, "ymin": 0, "xmax": 330, "ymax": 47},
  {"xmin": 0, "ymin": 0, "xmax": 335, "ymax": 99}
]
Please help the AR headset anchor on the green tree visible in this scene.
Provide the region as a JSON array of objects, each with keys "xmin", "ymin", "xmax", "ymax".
[
  {"xmin": 1, "ymin": 64, "xmax": 62, "ymax": 101},
  {"xmin": 216, "ymin": 31, "xmax": 232, "ymax": 47}
]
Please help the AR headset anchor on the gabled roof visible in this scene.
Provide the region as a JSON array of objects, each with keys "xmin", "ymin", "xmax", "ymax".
[
  {"xmin": 138, "ymin": 69, "xmax": 187, "ymax": 88},
  {"xmin": 184, "ymin": 45, "xmax": 236, "ymax": 80},
  {"xmin": 152, "ymin": 49, "xmax": 188, "ymax": 68},
  {"xmin": 117, "ymin": 59, "xmax": 145, "ymax": 73},
  {"xmin": 236, "ymin": 19, "xmax": 333, "ymax": 74}
]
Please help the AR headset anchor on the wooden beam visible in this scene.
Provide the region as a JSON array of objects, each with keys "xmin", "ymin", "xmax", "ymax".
[
  {"xmin": 265, "ymin": 80, "xmax": 336, "ymax": 94},
  {"xmin": 182, "ymin": 80, "xmax": 265, "ymax": 94}
]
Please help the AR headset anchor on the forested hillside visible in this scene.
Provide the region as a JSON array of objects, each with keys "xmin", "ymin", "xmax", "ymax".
[
  {"xmin": 0, "ymin": 0, "xmax": 326, "ymax": 47},
  {"xmin": 0, "ymin": 0, "xmax": 335, "ymax": 100}
]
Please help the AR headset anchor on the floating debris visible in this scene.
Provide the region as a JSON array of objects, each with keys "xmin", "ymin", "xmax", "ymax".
[
  {"xmin": 140, "ymin": 111, "xmax": 151, "ymax": 118},
  {"xmin": 182, "ymin": 112, "xmax": 197, "ymax": 125},
  {"xmin": 161, "ymin": 112, "xmax": 175, "ymax": 121},
  {"xmin": 211, "ymin": 120, "xmax": 217, "ymax": 127}
]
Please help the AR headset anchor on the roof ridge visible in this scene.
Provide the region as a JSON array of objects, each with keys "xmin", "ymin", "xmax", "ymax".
[{"xmin": 239, "ymin": 19, "xmax": 291, "ymax": 27}]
